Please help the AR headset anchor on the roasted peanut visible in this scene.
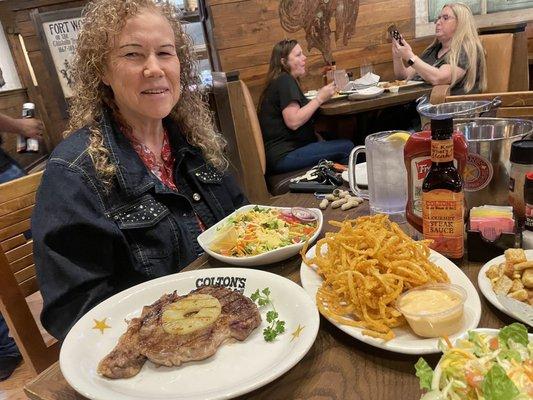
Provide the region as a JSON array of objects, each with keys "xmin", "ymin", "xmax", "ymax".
[
  {"xmin": 341, "ymin": 199, "xmax": 360, "ymax": 210},
  {"xmin": 331, "ymin": 198, "xmax": 348, "ymax": 208}
]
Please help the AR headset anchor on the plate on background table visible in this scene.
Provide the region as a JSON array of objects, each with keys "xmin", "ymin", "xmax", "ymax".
[
  {"xmin": 341, "ymin": 162, "xmax": 367, "ymax": 187},
  {"xmin": 300, "ymin": 245, "xmax": 481, "ymax": 354},
  {"xmin": 478, "ymin": 249, "xmax": 533, "ymax": 321},
  {"xmin": 197, "ymin": 205, "xmax": 323, "ymax": 267},
  {"xmin": 347, "ymin": 86, "xmax": 385, "ymax": 100},
  {"xmin": 304, "ymin": 92, "xmax": 348, "ymax": 101},
  {"xmin": 61, "ymin": 268, "xmax": 320, "ymax": 400},
  {"xmin": 378, "ymin": 80, "xmax": 425, "ymax": 91}
]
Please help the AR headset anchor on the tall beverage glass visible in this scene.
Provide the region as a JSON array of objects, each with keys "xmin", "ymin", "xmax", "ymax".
[{"xmin": 349, "ymin": 131, "xmax": 409, "ymax": 217}]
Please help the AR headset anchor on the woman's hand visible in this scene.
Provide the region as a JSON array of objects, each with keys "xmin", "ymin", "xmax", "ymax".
[
  {"xmin": 392, "ymin": 37, "xmax": 415, "ymax": 62},
  {"xmin": 316, "ymin": 82, "xmax": 336, "ymax": 104},
  {"xmin": 283, "ymin": 81, "xmax": 336, "ymax": 130},
  {"xmin": 391, "ymin": 38, "xmax": 403, "ymax": 60}
]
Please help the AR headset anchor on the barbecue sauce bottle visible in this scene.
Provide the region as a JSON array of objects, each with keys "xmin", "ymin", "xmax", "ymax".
[
  {"xmin": 422, "ymin": 118, "xmax": 464, "ymax": 259},
  {"xmin": 404, "ymin": 129, "xmax": 467, "ymax": 233}
]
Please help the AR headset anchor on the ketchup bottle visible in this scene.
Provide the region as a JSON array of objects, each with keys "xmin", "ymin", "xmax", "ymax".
[{"xmin": 404, "ymin": 126, "xmax": 468, "ymax": 233}]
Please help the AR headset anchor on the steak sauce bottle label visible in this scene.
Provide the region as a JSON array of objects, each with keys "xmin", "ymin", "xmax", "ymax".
[{"xmin": 422, "ymin": 118, "xmax": 464, "ymax": 259}]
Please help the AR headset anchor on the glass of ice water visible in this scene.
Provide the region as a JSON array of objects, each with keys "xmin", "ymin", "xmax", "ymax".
[
  {"xmin": 348, "ymin": 131, "xmax": 409, "ymax": 218},
  {"xmin": 360, "ymin": 62, "xmax": 374, "ymax": 77}
]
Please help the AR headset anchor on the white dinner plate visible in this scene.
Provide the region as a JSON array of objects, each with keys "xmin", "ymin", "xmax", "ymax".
[
  {"xmin": 478, "ymin": 249, "xmax": 533, "ymax": 319},
  {"xmin": 197, "ymin": 205, "xmax": 323, "ymax": 267},
  {"xmin": 61, "ymin": 268, "xmax": 320, "ymax": 400},
  {"xmin": 347, "ymin": 86, "xmax": 385, "ymax": 100},
  {"xmin": 304, "ymin": 92, "xmax": 348, "ymax": 101},
  {"xmin": 341, "ymin": 162, "xmax": 367, "ymax": 187},
  {"xmin": 300, "ymin": 245, "xmax": 481, "ymax": 354}
]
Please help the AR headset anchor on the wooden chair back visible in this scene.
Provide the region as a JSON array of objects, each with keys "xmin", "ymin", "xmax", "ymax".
[
  {"xmin": 447, "ymin": 91, "xmax": 533, "ymax": 118},
  {"xmin": 0, "ymin": 171, "xmax": 59, "ymax": 374},
  {"xmin": 429, "ymin": 87, "xmax": 533, "ymax": 118},
  {"xmin": 480, "ymin": 33, "xmax": 514, "ymax": 93},
  {"xmin": 240, "ymin": 80, "xmax": 267, "ymax": 175},
  {"xmin": 429, "ymin": 33, "xmax": 514, "ymax": 102},
  {"xmin": 226, "ymin": 79, "xmax": 271, "ymax": 203}
]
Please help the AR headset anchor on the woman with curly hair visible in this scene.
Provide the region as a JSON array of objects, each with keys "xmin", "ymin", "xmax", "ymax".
[{"xmin": 32, "ymin": 0, "xmax": 246, "ymax": 340}]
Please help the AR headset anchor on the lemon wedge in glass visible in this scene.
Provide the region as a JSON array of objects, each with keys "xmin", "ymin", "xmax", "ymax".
[{"xmin": 387, "ymin": 131, "xmax": 411, "ymax": 143}]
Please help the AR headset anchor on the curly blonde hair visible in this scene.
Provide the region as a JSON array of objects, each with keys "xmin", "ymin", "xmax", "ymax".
[{"xmin": 65, "ymin": 0, "xmax": 227, "ymax": 187}]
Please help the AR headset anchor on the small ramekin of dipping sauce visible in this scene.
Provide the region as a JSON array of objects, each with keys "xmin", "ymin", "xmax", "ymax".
[{"xmin": 396, "ymin": 283, "xmax": 466, "ymax": 338}]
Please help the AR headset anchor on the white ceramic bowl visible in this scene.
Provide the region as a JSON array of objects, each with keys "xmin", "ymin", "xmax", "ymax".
[{"xmin": 197, "ymin": 204, "xmax": 323, "ymax": 267}]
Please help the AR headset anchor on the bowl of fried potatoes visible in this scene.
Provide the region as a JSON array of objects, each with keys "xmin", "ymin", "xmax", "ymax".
[{"xmin": 478, "ymin": 248, "xmax": 533, "ymax": 318}]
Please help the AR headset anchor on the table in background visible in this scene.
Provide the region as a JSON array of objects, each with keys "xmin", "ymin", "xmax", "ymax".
[
  {"xmin": 24, "ymin": 193, "xmax": 513, "ymax": 400},
  {"xmin": 320, "ymin": 85, "xmax": 432, "ymax": 116}
]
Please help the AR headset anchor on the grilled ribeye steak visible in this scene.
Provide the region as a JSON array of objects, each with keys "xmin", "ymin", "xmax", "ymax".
[{"xmin": 98, "ymin": 286, "xmax": 261, "ymax": 379}]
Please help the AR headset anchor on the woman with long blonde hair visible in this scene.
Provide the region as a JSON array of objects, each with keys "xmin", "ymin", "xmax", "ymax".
[
  {"xmin": 32, "ymin": 0, "xmax": 246, "ymax": 340},
  {"xmin": 392, "ymin": 2, "xmax": 486, "ymax": 94}
]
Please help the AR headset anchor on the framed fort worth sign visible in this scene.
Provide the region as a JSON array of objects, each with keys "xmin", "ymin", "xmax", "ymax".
[{"xmin": 31, "ymin": 7, "xmax": 84, "ymax": 116}]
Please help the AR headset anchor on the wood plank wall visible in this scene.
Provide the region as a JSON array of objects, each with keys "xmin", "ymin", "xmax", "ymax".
[
  {"xmin": 207, "ymin": 0, "xmax": 433, "ymax": 104},
  {"xmin": 0, "ymin": 0, "xmax": 84, "ymax": 150},
  {"xmin": 1, "ymin": 0, "xmax": 533, "ymax": 155},
  {"xmin": 207, "ymin": 0, "xmax": 533, "ymax": 105}
]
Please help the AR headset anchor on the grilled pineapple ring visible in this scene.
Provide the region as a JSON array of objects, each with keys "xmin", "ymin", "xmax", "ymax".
[{"xmin": 162, "ymin": 294, "xmax": 222, "ymax": 335}]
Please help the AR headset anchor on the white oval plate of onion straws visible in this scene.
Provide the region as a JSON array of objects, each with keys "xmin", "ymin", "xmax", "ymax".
[{"xmin": 300, "ymin": 244, "xmax": 481, "ymax": 354}]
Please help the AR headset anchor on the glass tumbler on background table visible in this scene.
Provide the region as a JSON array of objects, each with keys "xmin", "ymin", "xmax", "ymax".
[
  {"xmin": 359, "ymin": 62, "xmax": 374, "ymax": 78},
  {"xmin": 349, "ymin": 131, "xmax": 409, "ymax": 219}
]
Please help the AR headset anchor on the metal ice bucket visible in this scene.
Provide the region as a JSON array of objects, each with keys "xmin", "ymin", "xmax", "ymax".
[
  {"xmin": 416, "ymin": 96, "xmax": 532, "ymax": 208},
  {"xmin": 454, "ymin": 118, "xmax": 533, "ymax": 208},
  {"xmin": 417, "ymin": 98, "xmax": 501, "ymax": 118}
]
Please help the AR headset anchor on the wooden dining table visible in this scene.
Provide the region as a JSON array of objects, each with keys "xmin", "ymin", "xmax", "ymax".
[
  {"xmin": 320, "ymin": 84, "xmax": 432, "ymax": 116},
  {"xmin": 24, "ymin": 192, "xmax": 516, "ymax": 400}
]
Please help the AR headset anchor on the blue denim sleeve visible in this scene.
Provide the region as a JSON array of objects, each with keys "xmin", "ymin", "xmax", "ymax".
[
  {"xmin": 222, "ymin": 171, "xmax": 248, "ymax": 209},
  {"xmin": 32, "ymin": 160, "xmax": 127, "ymax": 340}
]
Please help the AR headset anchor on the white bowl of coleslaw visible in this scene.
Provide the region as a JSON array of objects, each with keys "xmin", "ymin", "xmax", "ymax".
[{"xmin": 197, "ymin": 205, "xmax": 323, "ymax": 267}]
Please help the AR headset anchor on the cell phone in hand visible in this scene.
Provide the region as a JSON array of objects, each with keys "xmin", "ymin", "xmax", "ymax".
[{"xmin": 388, "ymin": 24, "xmax": 403, "ymax": 46}]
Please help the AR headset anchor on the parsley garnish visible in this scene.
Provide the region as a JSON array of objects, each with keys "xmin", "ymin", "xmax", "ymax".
[{"xmin": 251, "ymin": 287, "xmax": 285, "ymax": 342}]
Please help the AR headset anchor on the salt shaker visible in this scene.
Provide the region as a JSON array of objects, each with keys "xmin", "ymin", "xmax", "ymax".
[{"xmin": 509, "ymin": 140, "xmax": 533, "ymax": 221}]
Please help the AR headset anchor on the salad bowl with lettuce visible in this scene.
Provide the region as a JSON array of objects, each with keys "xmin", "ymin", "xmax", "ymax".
[
  {"xmin": 415, "ymin": 323, "xmax": 532, "ymax": 400},
  {"xmin": 197, "ymin": 205, "xmax": 323, "ymax": 267}
]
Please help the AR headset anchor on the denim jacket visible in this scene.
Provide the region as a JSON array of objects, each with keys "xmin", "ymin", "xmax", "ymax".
[{"xmin": 33, "ymin": 109, "xmax": 246, "ymax": 340}]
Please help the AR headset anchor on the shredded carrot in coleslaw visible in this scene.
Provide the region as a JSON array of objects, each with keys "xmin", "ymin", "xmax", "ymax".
[{"xmin": 210, "ymin": 206, "xmax": 317, "ymax": 257}]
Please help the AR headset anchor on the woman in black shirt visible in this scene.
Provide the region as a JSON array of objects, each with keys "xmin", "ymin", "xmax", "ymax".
[
  {"xmin": 258, "ymin": 39, "xmax": 353, "ymax": 174},
  {"xmin": 392, "ymin": 2, "xmax": 486, "ymax": 95}
]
